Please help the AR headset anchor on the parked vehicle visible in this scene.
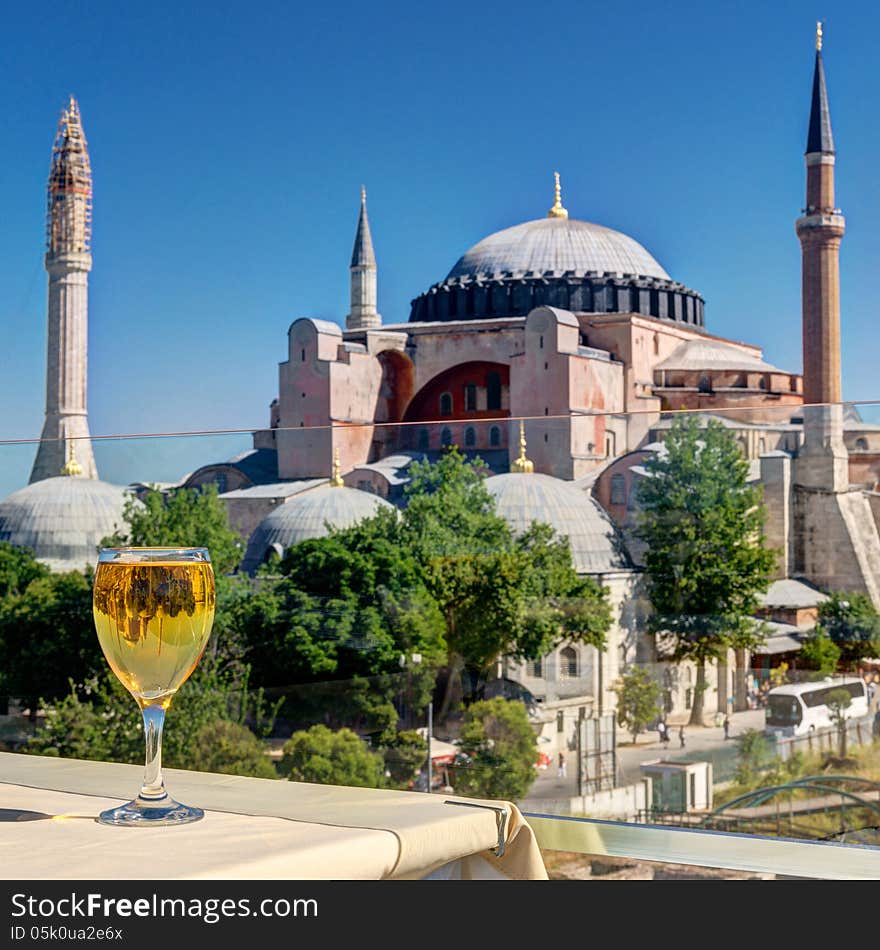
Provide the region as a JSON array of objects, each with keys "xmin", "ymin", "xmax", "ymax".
[{"xmin": 764, "ymin": 676, "xmax": 868, "ymax": 738}]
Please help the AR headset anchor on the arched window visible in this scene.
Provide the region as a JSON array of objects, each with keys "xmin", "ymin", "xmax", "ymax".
[
  {"xmin": 735, "ymin": 373, "xmax": 747, "ymax": 388},
  {"xmin": 441, "ymin": 427, "xmax": 453, "ymax": 446},
  {"xmin": 610, "ymin": 474, "xmax": 626, "ymax": 505},
  {"xmin": 759, "ymin": 376, "xmax": 768, "ymax": 390},
  {"xmin": 698, "ymin": 375, "xmax": 711, "ymax": 394},
  {"xmin": 486, "ymin": 372, "xmax": 502, "ymax": 411},
  {"xmin": 489, "ymin": 426, "xmax": 501, "ymax": 447},
  {"xmin": 418, "ymin": 428, "xmax": 430, "ymax": 452},
  {"xmin": 464, "ymin": 426, "xmax": 476, "ymax": 447},
  {"xmin": 464, "ymin": 383, "xmax": 477, "ymax": 412},
  {"xmin": 856, "ymin": 438, "xmax": 869, "ymax": 451},
  {"xmin": 439, "ymin": 392, "xmax": 453, "ymax": 416},
  {"xmin": 559, "ymin": 646, "xmax": 578, "ymax": 679}
]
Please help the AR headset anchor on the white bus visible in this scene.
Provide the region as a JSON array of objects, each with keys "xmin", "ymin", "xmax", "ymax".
[{"xmin": 764, "ymin": 677, "xmax": 869, "ymax": 738}]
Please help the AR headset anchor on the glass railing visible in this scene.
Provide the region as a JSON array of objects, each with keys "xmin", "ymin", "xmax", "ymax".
[{"xmin": 3, "ymin": 401, "xmax": 880, "ymax": 877}]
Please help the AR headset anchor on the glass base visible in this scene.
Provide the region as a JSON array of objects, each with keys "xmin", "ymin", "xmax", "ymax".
[{"xmin": 97, "ymin": 796, "xmax": 204, "ymax": 827}]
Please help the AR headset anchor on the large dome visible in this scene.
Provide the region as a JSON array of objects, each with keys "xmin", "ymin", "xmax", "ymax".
[
  {"xmin": 0, "ymin": 476, "xmax": 132, "ymax": 572},
  {"xmin": 241, "ymin": 485, "xmax": 394, "ymax": 573},
  {"xmin": 485, "ymin": 472, "xmax": 629, "ymax": 574},
  {"xmin": 447, "ymin": 217, "xmax": 670, "ymax": 282}
]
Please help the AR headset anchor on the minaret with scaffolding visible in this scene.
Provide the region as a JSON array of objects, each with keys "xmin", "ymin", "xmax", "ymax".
[{"xmin": 30, "ymin": 96, "xmax": 98, "ymax": 482}]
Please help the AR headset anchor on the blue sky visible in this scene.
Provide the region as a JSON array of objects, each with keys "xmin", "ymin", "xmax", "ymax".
[{"xmin": 1, "ymin": 0, "xmax": 878, "ymax": 494}]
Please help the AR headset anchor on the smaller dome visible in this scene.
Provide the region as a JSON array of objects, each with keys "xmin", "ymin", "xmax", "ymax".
[
  {"xmin": 485, "ymin": 472, "xmax": 629, "ymax": 574},
  {"xmin": 241, "ymin": 485, "xmax": 393, "ymax": 573},
  {"xmin": 0, "ymin": 476, "xmax": 132, "ymax": 572}
]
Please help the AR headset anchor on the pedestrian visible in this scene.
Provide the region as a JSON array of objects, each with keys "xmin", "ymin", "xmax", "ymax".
[
  {"xmin": 723, "ymin": 714, "xmax": 731, "ymax": 740},
  {"xmin": 678, "ymin": 725, "xmax": 686, "ymax": 749},
  {"xmin": 557, "ymin": 751, "xmax": 567, "ymax": 779},
  {"xmin": 660, "ymin": 721, "xmax": 670, "ymax": 748},
  {"xmin": 868, "ymin": 681, "xmax": 876, "ymax": 709}
]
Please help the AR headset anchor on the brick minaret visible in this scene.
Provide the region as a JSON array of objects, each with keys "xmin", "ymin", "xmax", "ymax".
[
  {"xmin": 794, "ymin": 23, "xmax": 847, "ymax": 492},
  {"xmin": 345, "ymin": 187, "xmax": 381, "ymax": 330},
  {"xmin": 29, "ymin": 96, "xmax": 98, "ymax": 482}
]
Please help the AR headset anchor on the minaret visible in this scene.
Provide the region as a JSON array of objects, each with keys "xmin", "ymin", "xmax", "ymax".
[
  {"xmin": 794, "ymin": 23, "xmax": 848, "ymax": 491},
  {"xmin": 346, "ymin": 186, "xmax": 381, "ymax": 330},
  {"xmin": 29, "ymin": 96, "xmax": 98, "ymax": 483}
]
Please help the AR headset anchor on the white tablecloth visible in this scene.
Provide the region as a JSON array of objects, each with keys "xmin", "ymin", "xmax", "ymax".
[{"xmin": 0, "ymin": 752, "xmax": 547, "ymax": 880}]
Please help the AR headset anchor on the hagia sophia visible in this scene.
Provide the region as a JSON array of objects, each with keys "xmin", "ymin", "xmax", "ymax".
[{"xmin": 1, "ymin": 27, "xmax": 876, "ymax": 723}]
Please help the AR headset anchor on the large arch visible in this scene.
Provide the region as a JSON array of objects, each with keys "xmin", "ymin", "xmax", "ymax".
[
  {"xmin": 369, "ymin": 349, "xmax": 415, "ymax": 461},
  {"xmin": 401, "ymin": 361, "xmax": 510, "ymax": 453}
]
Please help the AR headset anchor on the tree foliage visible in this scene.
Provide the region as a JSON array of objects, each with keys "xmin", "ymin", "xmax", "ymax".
[
  {"xmin": 636, "ymin": 418, "xmax": 776, "ymax": 724},
  {"xmin": 826, "ymin": 687, "xmax": 853, "ymax": 758},
  {"xmin": 278, "ymin": 724, "xmax": 385, "ymax": 788},
  {"xmin": 381, "ymin": 729, "xmax": 427, "ymax": 789},
  {"xmin": 186, "ymin": 720, "xmax": 278, "ymax": 779},
  {"xmin": 0, "ymin": 569, "xmax": 102, "ymax": 717},
  {"xmin": 448, "ymin": 697, "xmax": 537, "ymax": 801},
  {"xmin": 816, "ymin": 592, "xmax": 880, "ymax": 668},
  {"xmin": 611, "ymin": 667, "xmax": 663, "ymax": 743},
  {"xmin": 102, "ymin": 485, "xmax": 243, "ymax": 575},
  {"xmin": 0, "ymin": 542, "xmax": 49, "ymax": 599},
  {"xmin": 798, "ymin": 631, "xmax": 842, "ymax": 680}
]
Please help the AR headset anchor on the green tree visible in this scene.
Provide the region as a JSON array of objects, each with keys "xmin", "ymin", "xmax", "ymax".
[
  {"xmin": 449, "ymin": 697, "xmax": 537, "ymax": 801},
  {"xmin": 186, "ymin": 720, "xmax": 279, "ymax": 779},
  {"xmin": 278, "ymin": 724, "xmax": 385, "ymax": 788},
  {"xmin": 27, "ymin": 658, "xmax": 279, "ymax": 771},
  {"xmin": 734, "ymin": 728, "xmax": 774, "ymax": 785},
  {"xmin": 816, "ymin": 592, "xmax": 880, "ymax": 668},
  {"xmin": 0, "ymin": 570, "xmax": 102, "ymax": 719},
  {"xmin": 636, "ymin": 418, "xmax": 776, "ymax": 725},
  {"xmin": 402, "ymin": 449, "xmax": 611, "ymax": 719},
  {"xmin": 798, "ymin": 631, "xmax": 842, "ymax": 680},
  {"xmin": 0, "ymin": 542, "xmax": 49, "ymax": 599},
  {"xmin": 826, "ymin": 687, "xmax": 853, "ymax": 758},
  {"xmin": 381, "ymin": 729, "xmax": 427, "ymax": 789},
  {"xmin": 102, "ymin": 485, "xmax": 243, "ymax": 575},
  {"xmin": 611, "ymin": 667, "xmax": 663, "ymax": 744}
]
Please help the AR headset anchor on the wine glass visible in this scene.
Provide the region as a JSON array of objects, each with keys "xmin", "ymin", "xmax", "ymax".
[{"xmin": 92, "ymin": 547, "xmax": 216, "ymax": 826}]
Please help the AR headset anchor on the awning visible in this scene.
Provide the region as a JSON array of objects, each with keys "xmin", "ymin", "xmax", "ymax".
[{"xmin": 753, "ymin": 634, "xmax": 804, "ymax": 655}]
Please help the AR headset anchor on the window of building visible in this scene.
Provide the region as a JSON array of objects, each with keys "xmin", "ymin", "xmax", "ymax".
[
  {"xmin": 486, "ymin": 372, "xmax": 502, "ymax": 411},
  {"xmin": 539, "ymin": 335, "xmax": 544, "ymax": 349},
  {"xmin": 301, "ymin": 348, "xmax": 306, "ymax": 362},
  {"xmin": 735, "ymin": 373, "xmax": 747, "ymax": 388},
  {"xmin": 653, "ymin": 333, "xmax": 659, "ymax": 356},
  {"xmin": 529, "ymin": 658, "xmax": 543, "ymax": 678},
  {"xmin": 790, "ymin": 376, "xmax": 798, "ymax": 392},
  {"xmin": 856, "ymin": 438, "xmax": 869, "ymax": 451},
  {"xmin": 489, "ymin": 425, "xmax": 501, "ymax": 447},
  {"xmin": 439, "ymin": 392, "xmax": 453, "ymax": 416},
  {"xmin": 758, "ymin": 438, "xmax": 766, "ymax": 454},
  {"xmin": 464, "ymin": 383, "xmax": 477, "ymax": 412},
  {"xmin": 559, "ymin": 646, "xmax": 578, "ymax": 679},
  {"xmin": 759, "ymin": 376, "xmax": 768, "ymax": 390},
  {"xmin": 698, "ymin": 375, "xmax": 711, "ymax": 393},
  {"xmin": 418, "ymin": 428, "xmax": 430, "ymax": 452},
  {"xmin": 610, "ymin": 473, "xmax": 626, "ymax": 505},
  {"xmin": 605, "ymin": 433, "xmax": 615, "ymax": 457},
  {"xmin": 464, "ymin": 426, "xmax": 476, "ymax": 447},
  {"xmin": 441, "ymin": 427, "xmax": 453, "ymax": 446}
]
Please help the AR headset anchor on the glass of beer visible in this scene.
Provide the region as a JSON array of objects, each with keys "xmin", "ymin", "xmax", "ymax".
[{"xmin": 92, "ymin": 547, "xmax": 216, "ymax": 826}]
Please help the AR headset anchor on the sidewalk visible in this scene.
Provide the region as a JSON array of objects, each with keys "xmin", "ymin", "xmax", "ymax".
[{"xmin": 525, "ymin": 708, "xmax": 765, "ymax": 802}]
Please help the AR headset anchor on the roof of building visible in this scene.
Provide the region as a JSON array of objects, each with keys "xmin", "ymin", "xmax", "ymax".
[
  {"xmin": 484, "ymin": 472, "xmax": 630, "ymax": 574},
  {"xmin": 752, "ymin": 622, "xmax": 805, "ymax": 655},
  {"xmin": 219, "ymin": 479, "xmax": 326, "ymax": 500},
  {"xmin": 758, "ymin": 578, "xmax": 830, "ymax": 610},
  {"xmin": 240, "ymin": 485, "xmax": 393, "ymax": 573},
  {"xmin": 350, "ymin": 187, "xmax": 376, "ymax": 268},
  {"xmin": 446, "ymin": 216, "xmax": 670, "ymax": 282},
  {"xmin": 655, "ymin": 338, "xmax": 782, "ymax": 373},
  {"xmin": 347, "ymin": 452, "xmax": 426, "ymax": 487},
  {"xmin": 0, "ymin": 476, "xmax": 132, "ymax": 572}
]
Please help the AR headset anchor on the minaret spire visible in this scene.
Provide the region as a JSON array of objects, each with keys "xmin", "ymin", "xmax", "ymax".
[
  {"xmin": 795, "ymin": 23, "xmax": 848, "ymax": 492},
  {"xmin": 29, "ymin": 96, "xmax": 98, "ymax": 483},
  {"xmin": 346, "ymin": 186, "xmax": 381, "ymax": 330}
]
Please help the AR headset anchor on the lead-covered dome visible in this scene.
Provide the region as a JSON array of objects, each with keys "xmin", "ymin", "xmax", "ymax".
[
  {"xmin": 241, "ymin": 485, "xmax": 393, "ymax": 573},
  {"xmin": 0, "ymin": 476, "xmax": 132, "ymax": 572},
  {"xmin": 447, "ymin": 217, "xmax": 670, "ymax": 283},
  {"xmin": 409, "ymin": 195, "xmax": 704, "ymax": 327},
  {"xmin": 485, "ymin": 472, "xmax": 630, "ymax": 574}
]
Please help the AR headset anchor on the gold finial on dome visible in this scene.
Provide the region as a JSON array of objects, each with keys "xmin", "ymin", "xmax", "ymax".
[
  {"xmin": 547, "ymin": 171, "xmax": 568, "ymax": 219},
  {"xmin": 60, "ymin": 442, "xmax": 83, "ymax": 476},
  {"xmin": 816, "ymin": 20, "xmax": 823, "ymax": 51},
  {"xmin": 330, "ymin": 447, "xmax": 344, "ymax": 487},
  {"xmin": 511, "ymin": 420, "xmax": 534, "ymax": 473}
]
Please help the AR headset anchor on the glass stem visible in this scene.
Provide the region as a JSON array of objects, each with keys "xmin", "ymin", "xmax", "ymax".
[{"xmin": 139, "ymin": 704, "xmax": 169, "ymax": 804}]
